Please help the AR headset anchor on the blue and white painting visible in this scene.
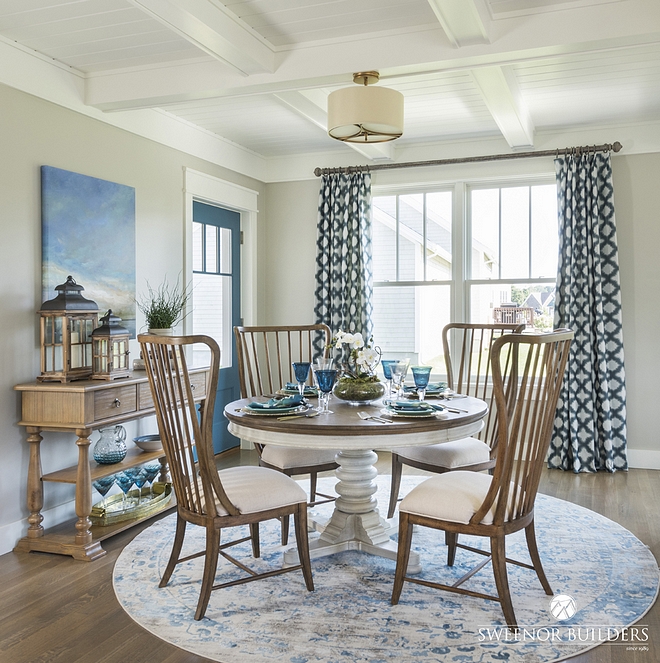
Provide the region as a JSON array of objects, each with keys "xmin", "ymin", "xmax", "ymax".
[{"xmin": 41, "ymin": 166, "xmax": 136, "ymax": 336}]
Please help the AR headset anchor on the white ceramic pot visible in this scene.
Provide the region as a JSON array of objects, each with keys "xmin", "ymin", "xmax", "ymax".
[{"xmin": 147, "ymin": 328, "xmax": 174, "ymax": 336}]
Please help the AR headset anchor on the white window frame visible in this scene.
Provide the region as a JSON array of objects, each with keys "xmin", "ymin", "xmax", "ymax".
[{"xmin": 372, "ymin": 175, "xmax": 558, "ymax": 363}]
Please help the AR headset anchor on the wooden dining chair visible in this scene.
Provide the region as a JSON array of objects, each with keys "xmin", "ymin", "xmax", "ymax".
[
  {"xmin": 391, "ymin": 329, "xmax": 573, "ymax": 628},
  {"xmin": 234, "ymin": 324, "xmax": 340, "ymax": 544},
  {"xmin": 139, "ymin": 333, "xmax": 314, "ymax": 621},
  {"xmin": 387, "ymin": 322, "xmax": 525, "ymax": 519}
]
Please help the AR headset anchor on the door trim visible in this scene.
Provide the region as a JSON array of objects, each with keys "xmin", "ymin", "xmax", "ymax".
[{"xmin": 183, "ymin": 168, "xmax": 258, "ymax": 331}]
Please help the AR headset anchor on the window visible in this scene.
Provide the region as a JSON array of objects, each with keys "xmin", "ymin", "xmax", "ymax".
[
  {"xmin": 191, "ymin": 219, "xmax": 233, "ymax": 368},
  {"xmin": 371, "ymin": 180, "xmax": 558, "ymax": 375}
]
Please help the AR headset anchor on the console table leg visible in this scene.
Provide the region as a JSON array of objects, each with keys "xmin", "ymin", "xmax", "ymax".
[
  {"xmin": 74, "ymin": 428, "xmax": 93, "ymax": 546},
  {"xmin": 26, "ymin": 427, "xmax": 44, "ymax": 539}
]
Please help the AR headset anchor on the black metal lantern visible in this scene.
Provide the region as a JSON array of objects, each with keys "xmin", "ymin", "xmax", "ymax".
[
  {"xmin": 38, "ymin": 276, "xmax": 99, "ymax": 382},
  {"xmin": 91, "ymin": 310, "xmax": 130, "ymax": 380}
]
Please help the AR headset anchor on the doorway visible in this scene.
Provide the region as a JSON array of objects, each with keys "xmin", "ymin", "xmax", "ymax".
[{"xmin": 191, "ymin": 200, "xmax": 241, "ymax": 454}]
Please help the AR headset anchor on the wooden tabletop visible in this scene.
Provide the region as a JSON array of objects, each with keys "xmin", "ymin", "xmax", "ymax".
[{"xmin": 224, "ymin": 396, "xmax": 488, "ymax": 449}]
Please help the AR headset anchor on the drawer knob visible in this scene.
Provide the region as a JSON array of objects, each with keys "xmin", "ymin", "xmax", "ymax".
[
  {"xmin": 113, "ymin": 398, "xmax": 121, "ymax": 408},
  {"xmin": 190, "ymin": 384, "xmax": 196, "ymax": 391}
]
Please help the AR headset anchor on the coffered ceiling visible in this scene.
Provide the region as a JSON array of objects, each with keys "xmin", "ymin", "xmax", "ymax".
[{"xmin": 1, "ymin": 0, "xmax": 659, "ymax": 165}]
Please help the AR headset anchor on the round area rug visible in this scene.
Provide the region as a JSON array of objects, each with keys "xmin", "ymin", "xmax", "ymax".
[{"xmin": 114, "ymin": 476, "xmax": 658, "ymax": 663}]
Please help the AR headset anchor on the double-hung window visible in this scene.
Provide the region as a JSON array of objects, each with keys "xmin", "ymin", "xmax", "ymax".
[{"xmin": 371, "ymin": 179, "xmax": 558, "ymax": 375}]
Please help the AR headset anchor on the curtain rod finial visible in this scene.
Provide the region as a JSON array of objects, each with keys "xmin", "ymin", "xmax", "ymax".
[
  {"xmin": 314, "ymin": 167, "xmax": 323, "ymax": 177},
  {"xmin": 612, "ymin": 141, "xmax": 623, "ymax": 153}
]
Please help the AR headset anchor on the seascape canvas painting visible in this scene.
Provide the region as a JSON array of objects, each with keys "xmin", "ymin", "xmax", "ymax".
[{"xmin": 41, "ymin": 166, "xmax": 136, "ymax": 336}]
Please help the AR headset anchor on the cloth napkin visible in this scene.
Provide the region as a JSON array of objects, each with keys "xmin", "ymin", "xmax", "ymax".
[
  {"xmin": 285, "ymin": 382, "xmax": 318, "ymax": 393},
  {"xmin": 247, "ymin": 394, "xmax": 304, "ymax": 409},
  {"xmin": 385, "ymin": 400, "xmax": 435, "ymax": 412},
  {"xmin": 403, "ymin": 382, "xmax": 447, "ymax": 393}
]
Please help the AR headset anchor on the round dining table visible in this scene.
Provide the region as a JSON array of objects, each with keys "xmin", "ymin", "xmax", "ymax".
[{"xmin": 224, "ymin": 396, "xmax": 488, "ymax": 573}]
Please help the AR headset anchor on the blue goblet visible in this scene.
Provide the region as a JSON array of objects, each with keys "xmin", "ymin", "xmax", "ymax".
[
  {"xmin": 411, "ymin": 365, "xmax": 433, "ymax": 402},
  {"xmin": 381, "ymin": 360, "xmax": 396, "ymax": 398},
  {"xmin": 292, "ymin": 361, "xmax": 311, "ymax": 397},
  {"xmin": 314, "ymin": 369, "xmax": 338, "ymax": 415},
  {"xmin": 92, "ymin": 475, "xmax": 115, "ymax": 509}
]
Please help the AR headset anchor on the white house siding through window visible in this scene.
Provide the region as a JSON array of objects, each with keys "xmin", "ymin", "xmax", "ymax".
[{"xmin": 371, "ymin": 181, "xmax": 558, "ymax": 377}]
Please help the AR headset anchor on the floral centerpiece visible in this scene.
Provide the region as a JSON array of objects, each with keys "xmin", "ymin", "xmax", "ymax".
[{"xmin": 329, "ymin": 330, "xmax": 385, "ymax": 405}]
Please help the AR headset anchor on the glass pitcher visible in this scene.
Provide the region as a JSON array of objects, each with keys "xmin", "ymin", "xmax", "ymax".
[{"xmin": 93, "ymin": 425, "xmax": 127, "ymax": 464}]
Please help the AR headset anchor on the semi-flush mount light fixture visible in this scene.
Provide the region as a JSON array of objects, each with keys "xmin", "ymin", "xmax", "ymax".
[{"xmin": 327, "ymin": 71, "xmax": 404, "ymax": 143}]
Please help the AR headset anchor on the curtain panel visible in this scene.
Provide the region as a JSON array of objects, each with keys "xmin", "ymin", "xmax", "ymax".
[
  {"xmin": 549, "ymin": 152, "xmax": 628, "ymax": 473},
  {"xmin": 314, "ymin": 173, "xmax": 373, "ymax": 353}
]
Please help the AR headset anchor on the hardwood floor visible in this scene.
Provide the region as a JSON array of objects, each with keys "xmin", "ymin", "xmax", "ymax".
[{"xmin": 0, "ymin": 450, "xmax": 657, "ymax": 663}]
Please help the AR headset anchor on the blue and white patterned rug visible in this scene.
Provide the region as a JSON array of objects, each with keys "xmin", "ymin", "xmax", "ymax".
[{"xmin": 114, "ymin": 476, "xmax": 658, "ymax": 663}]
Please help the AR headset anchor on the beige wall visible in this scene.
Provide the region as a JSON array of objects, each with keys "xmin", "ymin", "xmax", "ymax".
[
  {"xmin": 0, "ymin": 83, "xmax": 266, "ymax": 554},
  {"xmin": 263, "ymin": 156, "xmax": 660, "ymax": 467}
]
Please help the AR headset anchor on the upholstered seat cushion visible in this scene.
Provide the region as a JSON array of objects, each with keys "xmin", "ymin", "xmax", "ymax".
[
  {"xmin": 261, "ymin": 445, "xmax": 338, "ymax": 470},
  {"xmin": 392, "ymin": 437, "xmax": 491, "ymax": 469},
  {"xmin": 204, "ymin": 466, "xmax": 308, "ymax": 516},
  {"xmin": 400, "ymin": 471, "xmax": 500, "ymax": 525}
]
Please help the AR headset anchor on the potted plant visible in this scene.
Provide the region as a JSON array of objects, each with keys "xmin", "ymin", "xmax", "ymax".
[
  {"xmin": 137, "ymin": 278, "xmax": 191, "ymax": 335},
  {"xmin": 329, "ymin": 330, "xmax": 385, "ymax": 405}
]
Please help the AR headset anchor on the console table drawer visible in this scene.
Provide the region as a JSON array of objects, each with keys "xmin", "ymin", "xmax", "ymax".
[
  {"xmin": 138, "ymin": 372, "xmax": 207, "ymax": 412},
  {"xmin": 94, "ymin": 385, "xmax": 137, "ymax": 420}
]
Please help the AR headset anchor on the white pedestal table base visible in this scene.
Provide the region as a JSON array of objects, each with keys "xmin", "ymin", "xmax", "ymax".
[{"xmin": 283, "ymin": 448, "xmax": 421, "ymax": 574}]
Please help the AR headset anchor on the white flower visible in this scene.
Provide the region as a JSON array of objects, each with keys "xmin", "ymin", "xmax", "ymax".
[
  {"xmin": 357, "ymin": 348, "xmax": 377, "ymax": 366},
  {"xmin": 352, "ymin": 333, "xmax": 365, "ymax": 349},
  {"xmin": 341, "ymin": 333, "xmax": 355, "ymax": 346}
]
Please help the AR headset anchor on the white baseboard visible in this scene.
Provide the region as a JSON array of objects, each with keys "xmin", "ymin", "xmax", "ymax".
[
  {"xmin": 0, "ymin": 501, "xmax": 76, "ymax": 557},
  {"xmin": 626, "ymin": 449, "xmax": 660, "ymax": 470}
]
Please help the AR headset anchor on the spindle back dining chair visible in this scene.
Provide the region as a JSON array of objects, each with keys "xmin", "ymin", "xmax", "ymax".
[
  {"xmin": 391, "ymin": 329, "xmax": 573, "ymax": 628},
  {"xmin": 387, "ymin": 322, "xmax": 525, "ymax": 518},
  {"xmin": 139, "ymin": 333, "xmax": 314, "ymax": 621},
  {"xmin": 234, "ymin": 324, "xmax": 339, "ymax": 544}
]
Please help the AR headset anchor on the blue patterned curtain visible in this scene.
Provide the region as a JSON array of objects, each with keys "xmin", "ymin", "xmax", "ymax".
[
  {"xmin": 314, "ymin": 173, "xmax": 373, "ymax": 353},
  {"xmin": 548, "ymin": 151, "xmax": 628, "ymax": 473}
]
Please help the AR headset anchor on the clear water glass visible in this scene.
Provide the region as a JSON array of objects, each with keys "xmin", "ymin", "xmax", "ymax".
[
  {"xmin": 314, "ymin": 368, "xmax": 338, "ymax": 415},
  {"xmin": 292, "ymin": 361, "xmax": 311, "ymax": 397},
  {"xmin": 411, "ymin": 365, "xmax": 432, "ymax": 402},
  {"xmin": 390, "ymin": 359, "xmax": 410, "ymax": 400}
]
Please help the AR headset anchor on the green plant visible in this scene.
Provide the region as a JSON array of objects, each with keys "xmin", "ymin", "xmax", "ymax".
[{"xmin": 136, "ymin": 278, "xmax": 191, "ymax": 330}]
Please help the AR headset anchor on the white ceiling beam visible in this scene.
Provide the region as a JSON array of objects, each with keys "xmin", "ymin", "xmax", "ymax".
[
  {"xmin": 127, "ymin": 0, "xmax": 275, "ymax": 75},
  {"xmin": 427, "ymin": 0, "xmax": 490, "ymax": 47},
  {"xmin": 87, "ymin": 0, "xmax": 660, "ymax": 112},
  {"xmin": 470, "ymin": 65, "xmax": 534, "ymax": 147},
  {"xmin": 274, "ymin": 90, "xmax": 394, "ymax": 161}
]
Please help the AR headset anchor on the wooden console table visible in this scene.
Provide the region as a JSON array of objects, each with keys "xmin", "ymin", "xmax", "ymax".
[{"xmin": 14, "ymin": 368, "xmax": 209, "ymax": 561}]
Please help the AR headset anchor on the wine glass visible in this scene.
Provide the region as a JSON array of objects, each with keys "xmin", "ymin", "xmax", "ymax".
[
  {"xmin": 314, "ymin": 368, "xmax": 338, "ymax": 415},
  {"xmin": 314, "ymin": 357, "xmax": 334, "ymax": 371},
  {"xmin": 390, "ymin": 359, "xmax": 410, "ymax": 401},
  {"xmin": 381, "ymin": 360, "xmax": 396, "ymax": 398},
  {"xmin": 126, "ymin": 467, "xmax": 148, "ymax": 505},
  {"xmin": 411, "ymin": 365, "xmax": 432, "ymax": 402},
  {"xmin": 115, "ymin": 471, "xmax": 135, "ymax": 510},
  {"xmin": 292, "ymin": 362, "xmax": 311, "ymax": 397},
  {"xmin": 92, "ymin": 475, "xmax": 115, "ymax": 509},
  {"xmin": 143, "ymin": 463, "xmax": 161, "ymax": 498}
]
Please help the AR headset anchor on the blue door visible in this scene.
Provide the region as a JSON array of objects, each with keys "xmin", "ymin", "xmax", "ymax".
[{"xmin": 192, "ymin": 201, "xmax": 241, "ymax": 454}]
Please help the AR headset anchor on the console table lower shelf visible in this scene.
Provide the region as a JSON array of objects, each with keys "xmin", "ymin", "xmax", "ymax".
[{"xmin": 14, "ymin": 493, "xmax": 176, "ymax": 561}]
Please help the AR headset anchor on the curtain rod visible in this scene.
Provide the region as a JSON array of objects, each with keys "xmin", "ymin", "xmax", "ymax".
[{"xmin": 313, "ymin": 141, "xmax": 623, "ymax": 177}]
